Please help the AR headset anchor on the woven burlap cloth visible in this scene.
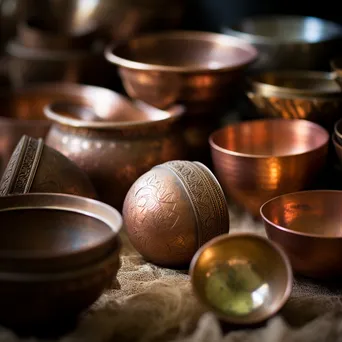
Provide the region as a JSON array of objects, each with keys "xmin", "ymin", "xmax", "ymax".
[{"xmin": 2, "ymin": 204, "xmax": 342, "ymax": 342}]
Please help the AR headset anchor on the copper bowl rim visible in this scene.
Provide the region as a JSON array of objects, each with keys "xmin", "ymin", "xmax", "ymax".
[
  {"xmin": 260, "ymin": 190, "xmax": 342, "ymax": 239},
  {"xmin": 248, "ymin": 70, "xmax": 341, "ymax": 98},
  {"xmin": 334, "ymin": 118, "xmax": 342, "ymax": 142},
  {"xmin": 0, "ymin": 238, "xmax": 121, "ymax": 282},
  {"xmin": 6, "ymin": 40, "xmax": 92, "ymax": 61},
  {"xmin": 105, "ymin": 30, "xmax": 258, "ymax": 73},
  {"xmin": 189, "ymin": 232, "xmax": 293, "ymax": 325},
  {"xmin": 0, "ymin": 193, "xmax": 123, "ymax": 260},
  {"xmin": 44, "ymin": 101, "xmax": 184, "ymax": 129},
  {"xmin": 209, "ymin": 119, "xmax": 329, "ymax": 158}
]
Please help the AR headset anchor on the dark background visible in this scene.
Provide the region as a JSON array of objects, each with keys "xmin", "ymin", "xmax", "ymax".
[{"xmin": 181, "ymin": 0, "xmax": 342, "ymax": 32}]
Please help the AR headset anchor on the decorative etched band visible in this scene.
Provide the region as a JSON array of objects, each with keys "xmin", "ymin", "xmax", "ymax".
[{"xmin": 157, "ymin": 160, "xmax": 229, "ymax": 248}]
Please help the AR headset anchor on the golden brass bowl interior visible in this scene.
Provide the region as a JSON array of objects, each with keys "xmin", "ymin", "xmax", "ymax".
[
  {"xmin": 190, "ymin": 233, "xmax": 292, "ymax": 325},
  {"xmin": 261, "ymin": 190, "xmax": 342, "ymax": 278},
  {"xmin": 106, "ymin": 30, "xmax": 257, "ymax": 72},
  {"xmin": 250, "ymin": 71, "xmax": 341, "ymax": 97},
  {"xmin": 210, "ymin": 119, "xmax": 328, "ymax": 157},
  {"xmin": 0, "ymin": 193, "xmax": 122, "ymax": 272}
]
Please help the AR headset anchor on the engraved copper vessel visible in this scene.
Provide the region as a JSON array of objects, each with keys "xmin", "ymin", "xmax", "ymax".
[
  {"xmin": 190, "ymin": 233, "xmax": 292, "ymax": 324},
  {"xmin": 261, "ymin": 190, "xmax": 342, "ymax": 278},
  {"xmin": 123, "ymin": 160, "xmax": 230, "ymax": 268},
  {"xmin": 0, "ymin": 135, "xmax": 97, "ymax": 198},
  {"xmin": 45, "ymin": 100, "xmax": 187, "ymax": 209},
  {"xmin": 105, "ymin": 31, "xmax": 257, "ymax": 115},
  {"xmin": 247, "ymin": 71, "xmax": 342, "ymax": 131},
  {"xmin": 0, "ymin": 193, "xmax": 121, "ymax": 332},
  {"xmin": 209, "ymin": 119, "xmax": 329, "ymax": 217}
]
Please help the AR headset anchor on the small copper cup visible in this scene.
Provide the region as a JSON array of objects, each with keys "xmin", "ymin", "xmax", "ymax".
[{"xmin": 209, "ymin": 119, "xmax": 329, "ymax": 217}]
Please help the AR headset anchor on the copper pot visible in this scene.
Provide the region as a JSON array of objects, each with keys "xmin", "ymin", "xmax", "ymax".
[{"xmin": 45, "ymin": 100, "xmax": 187, "ymax": 210}]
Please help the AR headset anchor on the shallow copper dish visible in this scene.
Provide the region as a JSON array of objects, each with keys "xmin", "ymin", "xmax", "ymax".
[
  {"xmin": 209, "ymin": 119, "xmax": 329, "ymax": 217},
  {"xmin": 223, "ymin": 16, "xmax": 342, "ymax": 70},
  {"xmin": 0, "ymin": 193, "xmax": 122, "ymax": 273},
  {"xmin": 105, "ymin": 31, "xmax": 257, "ymax": 114},
  {"xmin": 0, "ymin": 135, "xmax": 97, "ymax": 198},
  {"xmin": 190, "ymin": 233, "xmax": 292, "ymax": 325},
  {"xmin": 123, "ymin": 160, "xmax": 230, "ymax": 267},
  {"xmin": 247, "ymin": 71, "xmax": 342, "ymax": 130},
  {"xmin": 261, "ymin": 190, "xmax": 342, "ymax": 278}
]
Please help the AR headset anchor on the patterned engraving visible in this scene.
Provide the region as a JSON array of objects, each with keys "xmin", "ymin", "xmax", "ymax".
[
  {"xmin": 130, "ymin": 172, "xmax": 182, "ymax": 252},
  {"xmin": 159, "ymin": 160, "xmax": 229, "ymax": 248}
]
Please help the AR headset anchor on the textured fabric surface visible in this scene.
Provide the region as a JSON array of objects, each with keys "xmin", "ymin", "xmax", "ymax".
[{"xmin": 1, "ymin": 204, "xmax": 342, "ymax": 342}]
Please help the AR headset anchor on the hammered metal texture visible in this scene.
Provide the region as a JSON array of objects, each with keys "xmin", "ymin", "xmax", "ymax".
[{"xmin": 123, "ymin": 160, "xmax": 229, "ymax": 267}]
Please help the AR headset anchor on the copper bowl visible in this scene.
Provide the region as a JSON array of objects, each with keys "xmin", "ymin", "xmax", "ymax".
[
  {"xmin": 17, "ymin": 17, "xmax": 95, "ymax": 50},
  {"xmin": 190, "ymin": 233, "xmax": 292, "ymax": 325},
  {"xmin": 261, "ymin": 190, "xmax": 342, "ymax": 278},
  {"xmin": 0, "ymin": 193, "xmax": 122, "ymax": 273},
  {"xmin": 105, "ymin": 31, "xmax": 257, "ymax": 114},
  {"xmin": 0, "ymin": 135, "xmax": 97, "ymax": 198},
  {"xmin": 247, "ymin": 71, "xmax": 342, "ymax": 130},
  {"xmin": 0, "ymin": 83, "xmax": 121, "ymax": 170},
  {"xmin": 123, "ymin": 160, "xmax": 230, "ymax": 267},
  {"xmin": 209, "ymin": 119, "xmax": 329, "ymax": 217}
]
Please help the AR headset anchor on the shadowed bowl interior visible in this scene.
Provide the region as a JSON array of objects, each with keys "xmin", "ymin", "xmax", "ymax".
[
  {"xmin": 209, "ymin": 119, "xmax": 329, "ymax": 217},
  {"xmin": 261, "ymin": 190, "xmax": 342, "ymax": 278},
  {"xmin": 190, "ymin": 233, "xmax": 292, "ymax": 325},
  {"xmin": 249, "ymin": 71, "xmax": 341, "ymax": 97},
  {"xmin": 0, "ymin": 193, "xmax": 122, "ymax": 273}
]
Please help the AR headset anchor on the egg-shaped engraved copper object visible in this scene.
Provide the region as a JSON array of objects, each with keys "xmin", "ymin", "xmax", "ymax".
[
  {"xmin": 105, "ymin": 31, "xmax": 257, "ymax": 115},
  {"xmin": 209, "ymin": 119, "xmax": 329, "ymax": 217},
  {"xmin": 0, "ymin": 193, "xmax": 122, "ymax": 273},
  {"xmin": 0, "ymin": 135, "xmax": 96, "ymax": 198},
  {"xmin": 190, "ymin": 233, "xmax": 292, "ymax": 324},
  {"xmin": 261, "ymin": 190, "xmax": 342, "ymax": 278},
  {"xmin": 45, "ymin": 100, "xmax": 187, "ymax": 210},
  {"xmin": 247, "ymin": 71, "xmax": 342, "ymax": 131},
  {"xmin": 123, "ymin": 160, "xmax": 230, "ymax": 267},
  {"xmin": 17, "ymin": 17, "xmax": 96, "ymax": 50}
]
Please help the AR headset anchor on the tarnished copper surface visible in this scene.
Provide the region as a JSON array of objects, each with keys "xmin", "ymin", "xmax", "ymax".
[
  {"xmin": 0, "ymin": 193, "xmax": 122, "ymax": 273},
  {"xmin": 261, "ymin": 190, "xmax": 342, "ymax": 278},
  {"xmin": 6, "ymin": 41, "xmax": 112, "ymax": 87},
  {"xmin": 105, "ymin": 31, "xmax": 257, "ymax": 114},
  {"xmin": 0, "ymin": 235, "xmax": 121, "ymax": 332},
  {"xmin": 17, "ymin": 17, "xmax": 95, "ymax": 50},
  {"xmin": 209, "ymin": 119, "xmax": 329, "ymax": 217},
  {"xmin": 0, "ymin": 135, "xmax": 97, "ymax": 199},
  {"xmin": 190, "ymin": 233, "xmax": 292, "ymax": 324},
  {"xmin": 45, "ymin": 100, "xmax": 187, "ymax": 210},
  {"xmin": 249, "ymin": 70, "xmax": 341, "ymax": 98},
  {"xmin": 247, "ymin": 91, "xmax": 342, "ymax": 131},
  {"xmin": 0, "ymin": 83, "xmax": 124, "ymax": 171},
  {"xmin": 123, "ymin": 160, "xmax": 229, "ymax": 267},
  {"xmin": 223, "ymin": 16, "xmax": 342, "ymax": 70}
]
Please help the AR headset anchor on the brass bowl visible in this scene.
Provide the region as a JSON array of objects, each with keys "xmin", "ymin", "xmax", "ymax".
[
  {"xmin": 223, "ymin": 16, "xmax": 342, "ymax": 70},
  {"xmin": 247, "ymin": 71, "xmax": 342, "ymax": 130},
  {"xmin": 105, "ymin": 31, "xmax": 257, "ymax": 114},
  {"xmin": 0, "ymin": 193, "xmax": 122, "ymax": 273},
  {"xmin": 261, "ymin": 190, "xmax": 342, "ymax": 278},
  {"xmin": 0, "ymin": 83, "xmax": 122, "ymax": 170},
  {"xmin": 209, "ymin": 119, "xmax": 329, "ymax": 217},
  {"xmin": 0, "ymin": 135, "xmax": 97, "ymax": 198},
  {"xmin": 123, "ymin": 160, "xmax": 230, "ymax": 267},
  {"xmin": 190, "ymin": 233, "xmax": 292, "ymax": 325}
]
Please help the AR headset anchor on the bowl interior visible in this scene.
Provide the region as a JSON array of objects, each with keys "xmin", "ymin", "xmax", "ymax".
[
  {"xmin": 191, "ymin": 234, "xmax": 291, "ymax": 324},
  {"xmin": 112, "ymin": 32, "xmax": 256, "ymax": 70},
  {"xmin": 210, "ymin": 120, "xmax": 328, "ymax": 157},
  {"xmin": 230, "ymin": 16, "xmax": 342, "ymax": 43},
  {"xmin": 261, "ymin": 191, "xmax": 342, "ymax": 237},
  {"xmin": 251, "ymin": 71, "xmax": 340, "ymax": 93},
  {"xmin": 0, "ymin": 208, "xmax": 114, "ymax": 258}
]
